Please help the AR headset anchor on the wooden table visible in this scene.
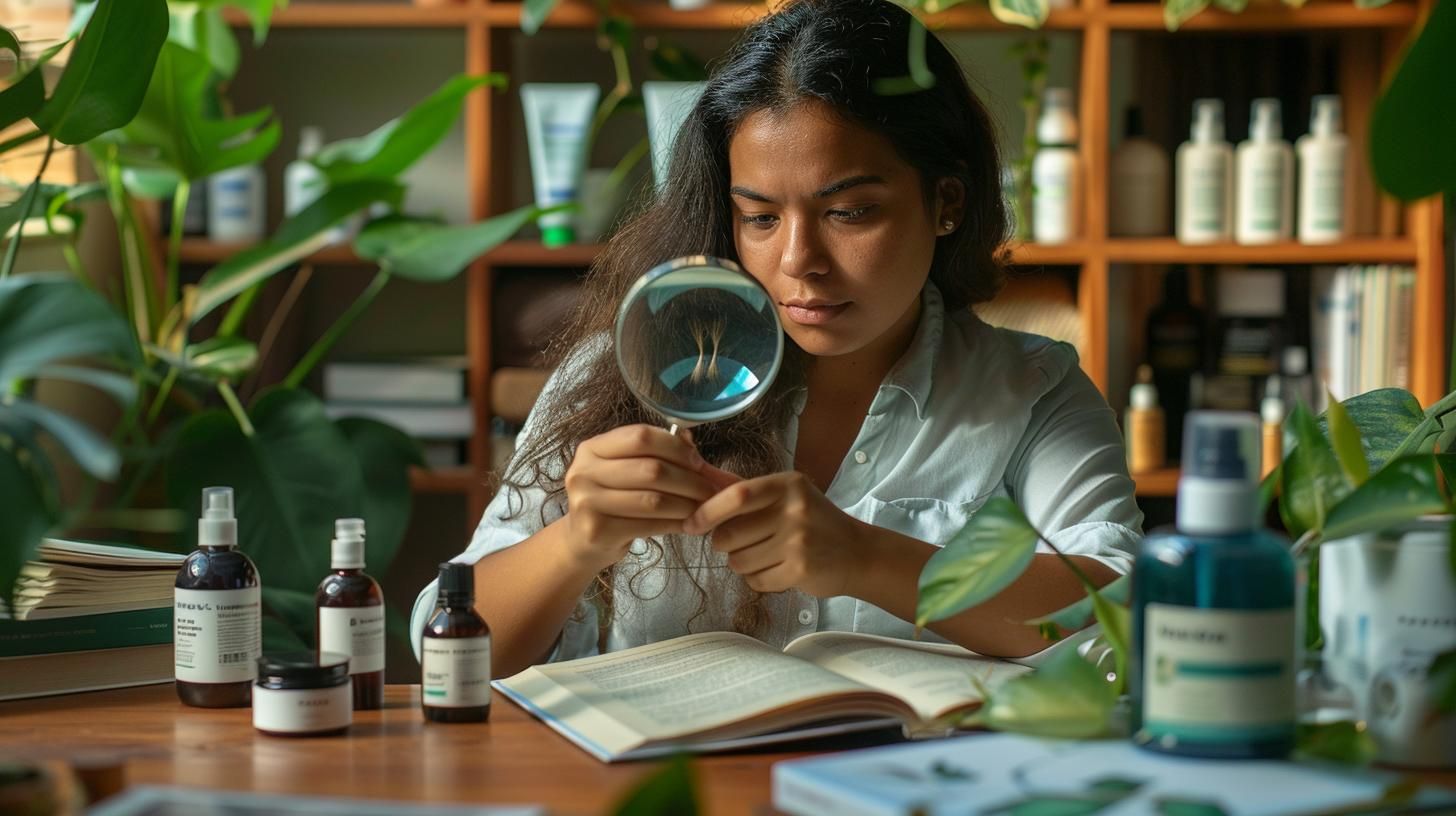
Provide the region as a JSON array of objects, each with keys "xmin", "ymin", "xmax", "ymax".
[
  {"xmin": 4, "ymin": 685, "xmax": 1455, "ymax": 815},
  {"xmin": 0, "ymin": 684, "xmax": 898, "ymax": 815}
]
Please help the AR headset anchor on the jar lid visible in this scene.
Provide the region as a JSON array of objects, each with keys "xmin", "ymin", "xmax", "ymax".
[{"xmin": 256, "ymin": 652, "xmax": 349, "ymax": 688}]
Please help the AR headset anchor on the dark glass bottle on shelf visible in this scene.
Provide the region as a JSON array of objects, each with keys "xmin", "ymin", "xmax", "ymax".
[
  {"xmin": 421, "ymin": 563, "xmax": 491, "ymax": 723},
  {"xmin": 174, "ymin": 487, "xmax": 261, "ymax": 708},
  {"xmin": 1145, "ymin": 266, "xmax": 1206, "ymax": 458},
  {"xmin": 316, "ymin": 518, "xmax": 385, "ymax": 711}
]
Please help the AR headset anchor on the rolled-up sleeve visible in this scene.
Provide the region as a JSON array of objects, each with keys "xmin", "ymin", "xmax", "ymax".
[{"xmin": 1005, "ymin": 348, "xmax": 1143, "ymax": 576}]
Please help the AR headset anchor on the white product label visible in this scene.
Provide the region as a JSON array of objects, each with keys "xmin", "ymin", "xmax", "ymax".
[
  {"xmin": 1306, "ymin": 164, "xmax": 1345, "ymax": 230},
  {"xmin": 1143, "ymin": 604, "xmax": 1295, "ymax": 742},
  {"xmin": 252, "ymin": 684, "xmax": 352, "ymax": 734},
  {"xmin": 174, "ymin": 587, "xmax": 261, "ymax": 683},
  {"xmin": 1245, "ymin": 153, "xmax": 1286, "ymax": 229},
  {"xmin": 319, "ymin": 606, "xmax": 385, "ymax": 675},
  {"xmin": 1185, "ymin": 153, "xmax": 1228, "ymax": 232},
  {"xmin": 421, "ymin": 635, "xmax": 491, "ymax": 708}
]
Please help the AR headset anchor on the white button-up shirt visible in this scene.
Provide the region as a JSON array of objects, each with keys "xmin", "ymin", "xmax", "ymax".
[{"xmin": 411, "ymin": 283, "xmax": 1143, "ymax": 662}]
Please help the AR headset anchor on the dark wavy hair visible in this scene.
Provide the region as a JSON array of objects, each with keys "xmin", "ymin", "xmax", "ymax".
[{"xmin": 502, "ymin": 0, "xmax": 1009, "ymax": 643}]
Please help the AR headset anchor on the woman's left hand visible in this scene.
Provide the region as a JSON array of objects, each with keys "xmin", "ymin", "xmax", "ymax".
[{"xmin": 682, "ymin": 468, "xmax": 872, "ymax": 598}]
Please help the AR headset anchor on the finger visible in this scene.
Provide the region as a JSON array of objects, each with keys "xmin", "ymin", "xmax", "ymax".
[
  {"xmin": 684, "ymin": 477, "xmax": 783, "ymax": 535},
  {"xmin": 588, "ymin": 458, "xmax": 717, "ymax": 502},
  {"xmin": 724, "ymin": 538, "xmax": 782, "ymax": 576},
  {"xmin": 588, "ymin": 425, "xmax": 704, "ymax": 471},
  {"xmin": 572, "ymin": 515, "xmax": 691, "ymax": 558},
  {"xmin": 708, "ymin": 507, "xmax": 779, "ymax": 554},
  {"xmin": 589, "ymin": 489, "xmax": 703, "ymax": 521},
  {"xmin": 701, "ymin": 462, "xmax": 743, "ymax": 491},
  {"xmin": 743, "ymin": 562, "xmax": 797, "ymax": 594}
]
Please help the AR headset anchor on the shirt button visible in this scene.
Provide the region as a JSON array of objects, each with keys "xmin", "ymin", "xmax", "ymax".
[
  {"xmin": 853, "ymin": 450, "xmax": 869, "ymax": 465},
  {"xmin": 798, "ymin": 609, "xmax": 815, "ymax": 625}
]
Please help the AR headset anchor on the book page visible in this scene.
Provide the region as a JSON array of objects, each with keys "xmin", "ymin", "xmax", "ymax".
[
  {"xmin": 497, "ymin": 632, "xmax": 884, "ymax": 758},
  {"xmin": 782, "ymin": 631, "xmax": 1031, "ymax": 723}
]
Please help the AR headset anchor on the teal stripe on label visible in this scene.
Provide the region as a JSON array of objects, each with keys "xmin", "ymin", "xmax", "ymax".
[
  {"xmin": 1145, "ymin": 721, "xmax": 1293, "ymax": 743},
  {"xmin": 1177, "ymin": 661, "xmax": 1284, "ymax": 678},
  {"xmin": 423, "ymin": 689, "xmax": 447, "ymax": 698}
]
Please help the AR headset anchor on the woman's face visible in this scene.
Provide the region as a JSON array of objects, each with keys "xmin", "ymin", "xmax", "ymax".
[{"xmin": 729, "ymin": 99, "xmax": 963, "ymax": 362}]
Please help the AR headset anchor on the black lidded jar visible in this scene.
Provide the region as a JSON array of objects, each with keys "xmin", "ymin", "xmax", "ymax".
[
  {"xmin": 252, "ymin": 652, "xmax": 352, "ymax": 737},
  {"xmin": 421, "ymin": 563, "xmax": 491, "ymax": 723},
  {"xmin": 174, "ymin": 486, "xmax": 262, "ymax": 708},
  {"xmin": 316, "ymin": 518, "xmax": 385, "ymax": 711}
]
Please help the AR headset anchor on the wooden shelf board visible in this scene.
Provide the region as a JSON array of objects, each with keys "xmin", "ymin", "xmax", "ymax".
[
  {"xmin": 485, "ymin": 2, "xmax": 1085, "ymax": 29},
  {"xmin": 1133, "ymin": 467, "xmax": 1179, "ymax": 497},
  {"xmin": 177, "ymin": 239, "xmax": 362, "ymax": 265},
  {"xmin": 1103, "ymin": 0, "xmax": 1417, "ymax": 30},
  {"xmin": 225, "ymin": 5, "xmax": 474, "ymax": 28},
  {"xmin": 1104, "ymin": 238, "xmax": 1418, "ymax": 265},
  {"xmin": 1006, "ymin": 242, "xmax": 1089, "ymax": 266},
  {"xmin": 410, "ymin": 466, "xmax": 481, "ymax": 494}
]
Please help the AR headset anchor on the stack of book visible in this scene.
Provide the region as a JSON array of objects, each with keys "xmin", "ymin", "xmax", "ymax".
[
  {"xmin": 0, "ymin": 540, "xmax": 183, "ymax": 701},
  {"xmin": 323, "ymin": 357, "xmax": 472, "ymax": 468},
  {"xmin": 1312, "ymin": 265, "xmax": 1417, "ymax": 401}
]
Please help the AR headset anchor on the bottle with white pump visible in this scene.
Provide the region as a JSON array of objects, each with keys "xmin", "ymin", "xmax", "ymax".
[
  {"xmin": 174, "ymin": 487, "xmax": 262, "ymax": 708},
  {"xmin": 1032, "ymin": 88, "xmax": 1081, "ymax": 245},
  {"xmin": 1236, "ymin": 98, "xmax": 1295, "ymax": 245},
  {"xmin": 1176, "ymin": 99, "xmax": 1234, "ymax": 244},
  {"xmin": 1297, "ymin": 95, "xmax": 1348, "ymax": 244},
  {"xmin": 316, "ymin": 518, "xmax": 385, "ymax": 711}
]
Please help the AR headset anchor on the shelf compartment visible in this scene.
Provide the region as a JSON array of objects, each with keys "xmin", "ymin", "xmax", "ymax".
[
  {"xmin": 1102, "ymin": 1, "xmax": 1417, "ymax": 30},
  {"xmin": 1104, "ymin": 238, "xmax": 1418, "ymax": 265},
  {"xmin": 225, "ymin": 4, "xmax": 474, "ymax": 28}
]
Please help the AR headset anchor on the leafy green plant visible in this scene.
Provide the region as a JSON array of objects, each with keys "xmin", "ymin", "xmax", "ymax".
[{"xmin": 0, "ymin": 2, "xmax": 543, "ymax": 648}]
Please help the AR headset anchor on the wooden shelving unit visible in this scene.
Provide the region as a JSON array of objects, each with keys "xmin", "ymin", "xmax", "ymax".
[{"xmin": 206, "ymin": 0, "xmax": 1446, "ymax": 514}]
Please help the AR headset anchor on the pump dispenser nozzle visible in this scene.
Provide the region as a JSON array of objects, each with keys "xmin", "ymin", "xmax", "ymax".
[
  {"xmin": 1177, "ymin": 412, "xmax": 1260, "ymax": 535},
  {"xmin": 330, "ymin": 518, "xmax": 366, "ymax": 570},
  {"xmin": 1309, "ymin": 95, "xmax": 1342, "ymax": 138},
  {"xmin": 199, "ymin": 486, "xmax": 237, "ymax": 549},
  {"xmin": 1250, "ymin": 98, "xmax": 1283, "ymax": 142},
  {"xmin": 1190, "ymin": 98, "xmax": 1225, "ymax": 144}
]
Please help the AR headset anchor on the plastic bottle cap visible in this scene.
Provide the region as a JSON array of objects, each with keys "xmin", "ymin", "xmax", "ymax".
[
  {"xmin": 199, "ymin": 486, "xmax": 237, "ymax": 549},
  {"xmin": 541, "ymin": 225, "xmax": 576, "ymax": 247},
  {"xmin": 1310, "ymin": 95, "xmax": 1342, "ymax": 138},
  {"xmin": 1190, "ymin": 98, "xmax": 1225, "ymax": 144},
  {"xmin": 330, "ymin": 517, "xmax": 366, "ymax": 570},
  {"xmin": 1131, "ymin": 382, "xmax": 1159, "ymax": 411},
  {"xmin": 298, "ymin": 126, "xmax": 324, "ymax": 160},
  {"xmin": 438, "ymin": 562, "xmax": 474, "ymax": 604},
  {"xmin": 1037, "ymin": 88, "xmax": 1078, "ymax": 145},
  {"xmin": 1176, "ymin": 411, "xmax": 1260, "ymax": 535},
  {"xmin": 1282, "ymin": 345, "xmax": 1309, "ymax": 377},
  {"xmin": 1249, "ymin": 98, "xmax": 1283, "ymax": 142},
  {"xmin": 1261, "ymin": 395, "xmax": 1285, "ymax": 425}
]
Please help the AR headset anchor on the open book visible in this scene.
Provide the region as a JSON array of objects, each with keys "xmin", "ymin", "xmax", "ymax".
[
  {"xmin": 4, "ymin": 540, "xmax": 183, "ymax": 620},
  {"xmin": 493, "ymin": 629, "xmax": 1097, "ymax": 762}
]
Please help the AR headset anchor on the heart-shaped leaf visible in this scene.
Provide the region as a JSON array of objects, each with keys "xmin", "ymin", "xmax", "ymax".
[
  {"xmin": 150, "ymin": 337, "xmax": 260, "ymax": 383},
  {"xmin": 1321, "ymin": 454, "xmax": 1451, "ymax": 541},
  {"xmin": 315, "ymin": 75, "xmax": 503, "ymax": 185},
  {"xmin": 335, "ymin": 416, "xmax": 422, "ymax": 577},
  {"xmin": 353, "ymin": 205, "xmax": 540, "ymax": 282},
  {"xmin": 0, "ymin": 436, "xmax": 59, "ymax": 606},
  {"xmin": 1279, "ymin": 402, "xmax": 1351, "ymax": 538},
  {"xmin": 969, "ymin": 645, "xmax": 1115, "ymax": 738},
  {"xmin": 523, "ymin": 0, "xmax": 566, "ymax": 36},
  {"xmin": 1330, "ymin": 388, "xmax": 1425, "ymax": 471},
  {"xmin": 610, "ymin": 755, "xmax": 699, "ymax": 816},
  {"xmin": 1027, "ymin": 574, "xmax": 1131, "ymax": 631},
  {"xmin": 0, "ymin": 26, "xmax": 45, "ymax": 131},
  {"xmin": 917, "ymin": 497, "xmax": 1040, "ymax": 627},
  {"xmin": 1163, "ymin": 0, "xmax": 1210, "ymax": 30},
  {"xmin": 3, "ymin": 397, "xmax": 119, "ymax": 480},
  {"xmin": 1370, "ymin": 0, "xmax": 1456, "ymax": 199},
  {"xmin": 32, "ymin": 0, "xmax": 168, "ymax": 144},
  {"xmin": 1325, "ymin": 390, "xmax": 1370, "ymax": 487},
  {"xmin": 0, "ymin": 274, "xmax": 137, "ymax": 385},
  {"xmin": 990, "ymin": 0, "xmax": 1049, "ymax": 29}
]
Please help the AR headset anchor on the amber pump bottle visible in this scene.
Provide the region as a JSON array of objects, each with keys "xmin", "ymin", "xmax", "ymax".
[
  {"xmin": 174, "ymin": 487, "xmax": 261, "ymax": 708},
  {"xmin": 316, "ymin": 518, "xmax": 385, "ymax": 711},
  {"xmin": 421, "ymin": 563, "xmax": 491, "ymax": 723}
]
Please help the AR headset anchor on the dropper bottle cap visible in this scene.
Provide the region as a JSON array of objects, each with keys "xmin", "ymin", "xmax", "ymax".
[
  {"xmin": 1176, "ymin": 411, "xmax": 1261, "ymax": 535},
  {"xmin": 437, "ymin": 562, "xmax": 474, "ymax": 607},
  {"xmin": 198, "ymin": 486, "xmax": 237, "ymax": 549},
  {"xmin": 331, "ymin": 518, "xmax": 366, "ymax": 570},
  {"xmin": 1249, "ymin": 98, "xmax": 1283, "ymax": 142},
  {"xmin": 1190, "ymin": 99, "xmax": 1225, "ymax": 144}
]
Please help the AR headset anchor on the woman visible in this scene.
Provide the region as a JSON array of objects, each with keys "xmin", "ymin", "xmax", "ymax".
[{"xmin": 412, "ymin": 0, "xmax": 1142, "ymax": 677}]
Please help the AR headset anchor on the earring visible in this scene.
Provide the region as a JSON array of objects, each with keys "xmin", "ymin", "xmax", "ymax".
[{"xmin": 941, "ymin": 220, "xmax": 955, "ymax": 233}]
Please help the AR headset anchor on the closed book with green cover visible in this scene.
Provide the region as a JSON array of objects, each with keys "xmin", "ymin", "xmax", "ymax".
[{"xmin": 0, "ymin": 607, "xmax": 172, "ymax": 658}]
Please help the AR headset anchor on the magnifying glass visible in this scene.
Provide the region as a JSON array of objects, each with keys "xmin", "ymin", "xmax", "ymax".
[{"xmin": 614, "ymin": 256, "xmax": 784, "ymax": 435}]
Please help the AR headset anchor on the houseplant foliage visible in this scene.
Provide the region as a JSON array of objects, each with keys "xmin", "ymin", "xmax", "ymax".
[{"xmin": 0, "ymin": 0, "xmax": 541, "ymax": 648}]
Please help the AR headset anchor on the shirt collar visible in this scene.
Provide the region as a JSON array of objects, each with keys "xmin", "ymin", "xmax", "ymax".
[{"xmin": 787, "ymin": 282, "xmax": 944, "ymax": 421}]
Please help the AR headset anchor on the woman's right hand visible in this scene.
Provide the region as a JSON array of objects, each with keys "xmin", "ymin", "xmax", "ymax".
[{"xmin": 561, "ymin": 425, "xmax": 724, "ymax": 571}]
